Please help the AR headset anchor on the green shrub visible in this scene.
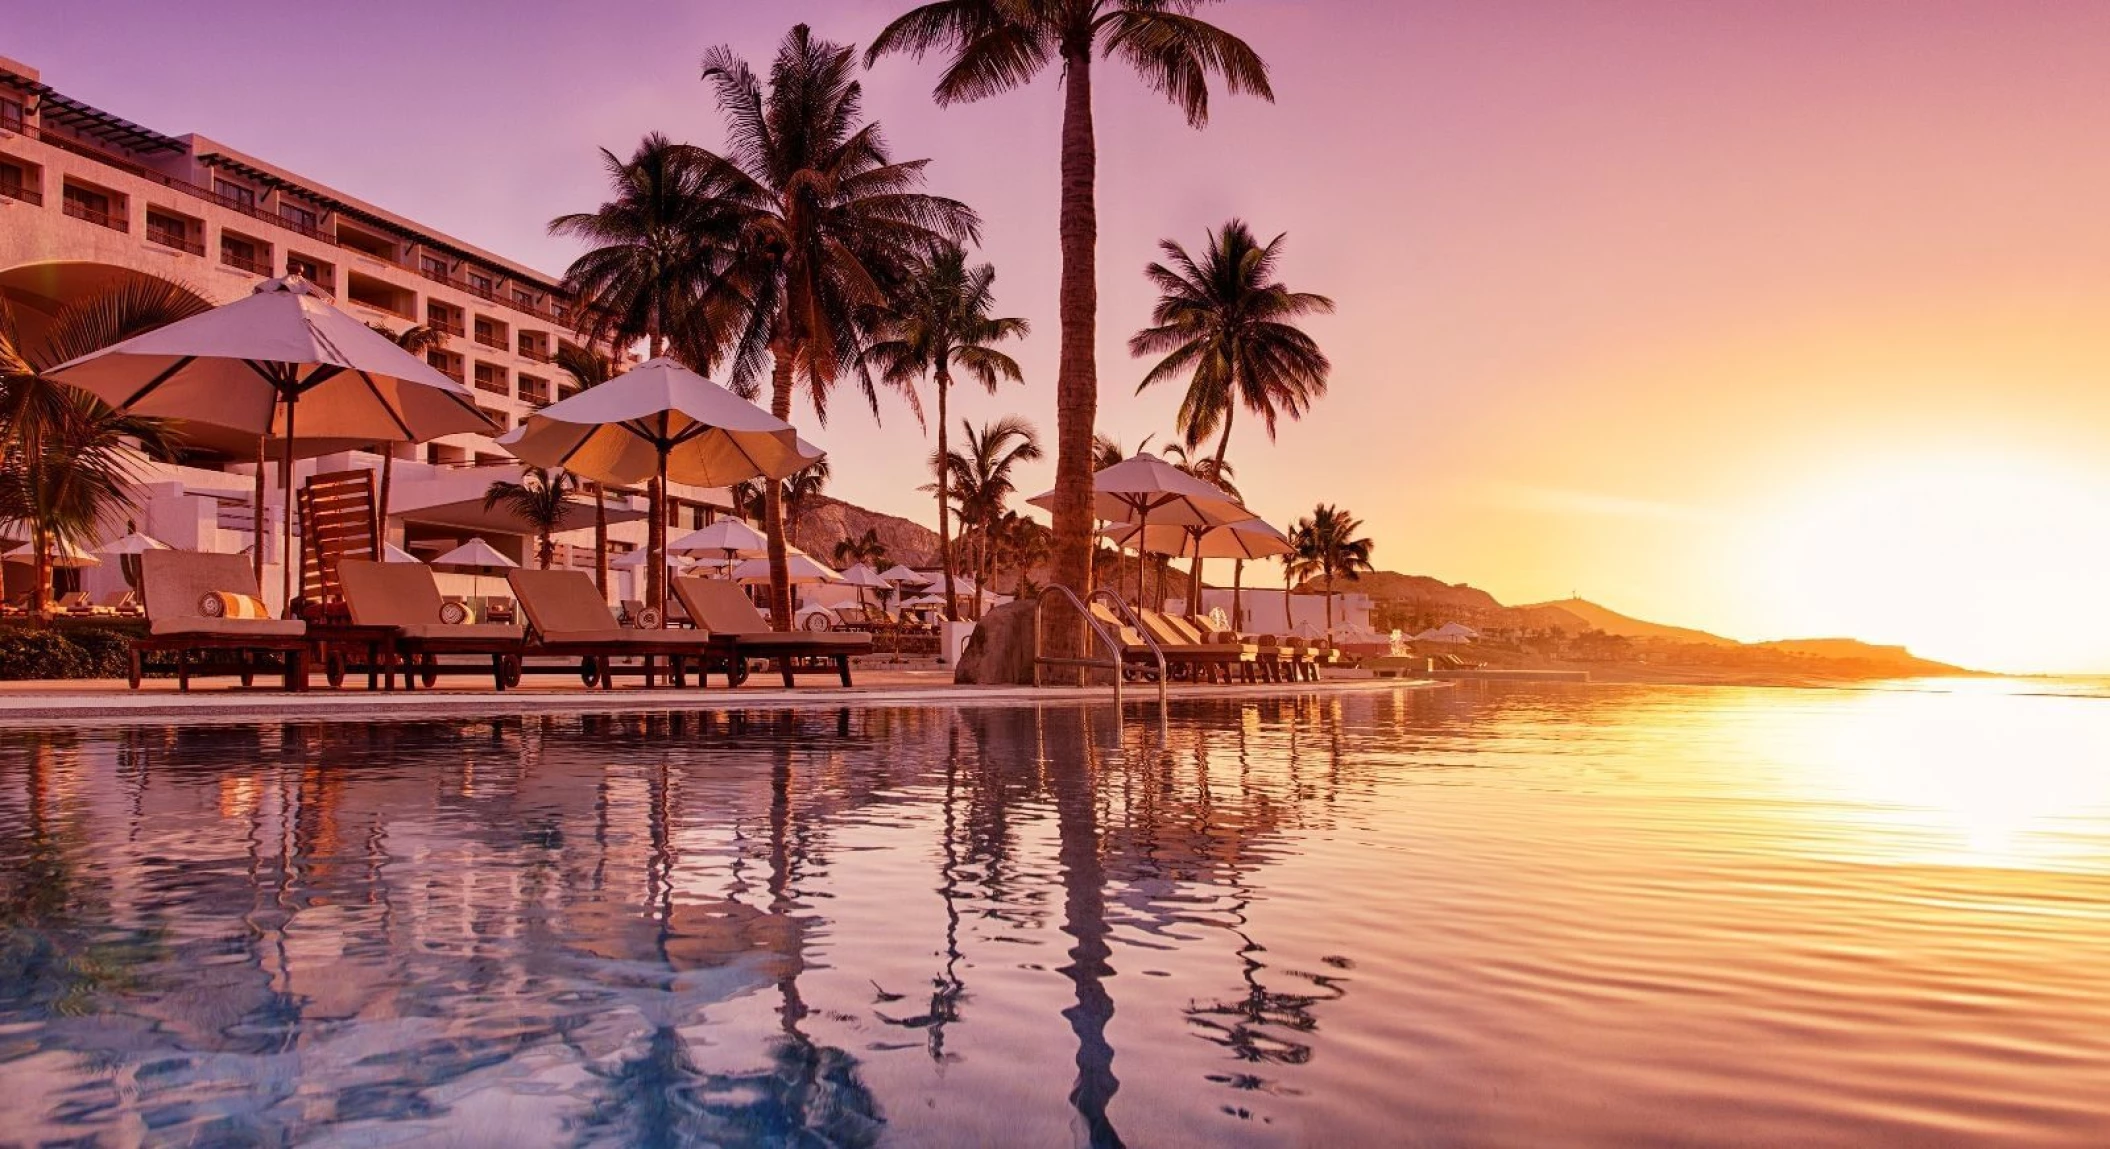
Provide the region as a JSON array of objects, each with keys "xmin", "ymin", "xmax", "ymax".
[{"xmin": 0, "ymin": 626, "xmax": 143, "ymax": 680}]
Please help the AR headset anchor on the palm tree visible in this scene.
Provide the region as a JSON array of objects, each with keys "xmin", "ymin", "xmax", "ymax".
[
  {"xmin": 1161, "ymin": 441, "xmax": 1240, "ymax": 610},
  {"xmin": 1131, "ymin": 218, "xmax": 1332, "ymax": 476},
  {"xmin": 551, "ymin": 133, "xmax": 726, "ymax": 613},
  {"xmin": 482, "ymin": 467, "xmax": 578, "ymax": 569},
  {"xmin": 0, "ymin": 277, "xmax": 202, "ymax": 615},
  {"xmin": 1296, "ymin": 503, "xmax": 1373, "ymax": 641},
  {"xmin": 861, "ymin": 245, "xmax": 1028, "ymax": 622},
  {"xmin": 833, "ymin": 528, "xmax": 890, "ymax": 570},
  {"xmin": 694, "ymin": 25, "xmax": 980, "ymax": 629},
  {"xmin": 869, "ymin": 0, "xmax": 1274, "ymax": 604},
  {"xmin": 782, "ymin": 457, "xmax": 833, "ymax": 552},
  {"xmin": 1283, "ymin": 515, "xmax": 1316, "ymax": 635},
  {"xmin": 937, "ymin": 416, "xmax": 1042, "ymax": 618},
  {"xmin": 554, "ymin": 345, "xmax": 617, "ymax": 597}
]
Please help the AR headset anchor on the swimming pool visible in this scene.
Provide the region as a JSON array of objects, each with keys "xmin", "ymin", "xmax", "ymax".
[{"xmin": 3, "ymin": 682, "xmax": 2109, "ymax": 1145}]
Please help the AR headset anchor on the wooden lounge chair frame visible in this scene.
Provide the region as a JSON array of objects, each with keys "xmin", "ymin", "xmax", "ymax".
[
  {"xmin": 510, "ymin": 568, "xmax": 718, "ymax": 688},
  {"xmin": 130, "ymin": 550, "xmax": 309, "ymax": 691},
  {"xmin": 674, "ymin": 577, "xmax": 871, "ymax": 687},
  {"xmin": 337, "ymin": 559, "xmax": 525, "ymax": 690}
]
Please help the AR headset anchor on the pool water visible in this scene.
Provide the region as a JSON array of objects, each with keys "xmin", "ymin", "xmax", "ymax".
[{"xmin": 4, "ymin": 682, "xmax": 2110, "ymax": 1145}]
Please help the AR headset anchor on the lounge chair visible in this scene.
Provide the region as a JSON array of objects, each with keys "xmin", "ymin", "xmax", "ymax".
[
  {"xmin": 338, "ymin": 559, "xmax": 525, "ymax": 690},
  {"xmin": 1136, "ymin": 610, "xmax": 1257, "ymax": 684},
  {"xmin": 509, "ymin": 569, "xmax": 717, "ymax": 688},
  {"xmin": 673, "ymin": 577, "xmax": 871, "ymax": 687},
  {"xmin": 131, "ymin": 550, "xmax": 308, "ymax": 690},
  {"xmin": 1183, "ymin": 614, "xmax": 1297, "ymax": 683},
  {"xmin": 99, "ymin": 589, "xmax": 142, "ymax": 616}
]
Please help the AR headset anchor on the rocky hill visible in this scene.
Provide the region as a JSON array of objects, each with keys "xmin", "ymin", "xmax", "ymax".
[
  {"xmin": 791, "ymin": 495, "xmax": 941, "ymax": 567},
  {"xmin": 1515, "ymin": 597, "xmax": 1736, "ymax": 646}
]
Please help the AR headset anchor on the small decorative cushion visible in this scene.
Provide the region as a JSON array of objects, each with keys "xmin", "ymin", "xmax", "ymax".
[
  {"xmin": 438, "ymin": 600, "xmax": 471, "ymax": 625},
  {"xmin": 632, "ymin": 606, "xmax": 663, "ymax": 630},
  {"xmin": 198, "ymin": 591, "xmax": 269, "ymax": 619}
]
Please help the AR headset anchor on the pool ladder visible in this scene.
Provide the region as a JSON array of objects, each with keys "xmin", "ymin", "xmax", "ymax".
[{"xmin": 1032, "ymin": 585, "xmax": 1167, "ymax": 707}]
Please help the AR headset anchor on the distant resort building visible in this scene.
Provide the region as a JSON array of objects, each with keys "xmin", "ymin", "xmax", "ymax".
[{"xmin": 0, "ymin": 55, "xmax": 733, "ymax": 610}]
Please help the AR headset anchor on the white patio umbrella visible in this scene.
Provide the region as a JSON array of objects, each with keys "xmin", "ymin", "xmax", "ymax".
[
  {"xmin": 431, "ymin": 536, "xmax": 517, "ymax": 605},
  {"xmin": 97, "ymin": 527, "xmax": 171, "ymax": 589},
  {"xmin": 1108, "ymin": 516, "xmax": 1291, "ymax": 626},
  {"xmin": 382, "ymin": 542, "xmax": 422, "ymax": 563},
  {"xmin": 879, "ymin": 563, "xmax": 930, "ymax": 588},
  {"xmin": 668, "ymin": 518, "xmax": 769, "ymax": 578},
  {"xmin": 612, "ymin": 548, "xmax": 693, "ymax": 571},
  {"xmin": 5, "ymin": 539, "xmax": 101, "ymax": 567},
  {"xmin": 46, "ymin": 276, "xmax": 493, "ymax": 606},
  {"xmin": 499, "ymin": 357, "xmax": 808, "ymax": 623},
  {"xmin": 732, "ymin": 552, "xmax": 843, "ymax": 585},
  {"xmin": 837, "ymin": 562, "xmax": 888, "ymax": 612},
  {"xmin": 1028, "ymin": 451, "xmax": 1248, "ymax": 605}
]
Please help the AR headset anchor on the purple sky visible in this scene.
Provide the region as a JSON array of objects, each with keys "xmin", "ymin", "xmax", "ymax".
[{"xmin": 17, "ymin": 2, "xmax": 2110, "ymax": 668}]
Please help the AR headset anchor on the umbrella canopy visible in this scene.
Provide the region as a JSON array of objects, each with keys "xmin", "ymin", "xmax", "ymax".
[
  {"xmin": 733, "ymin": 553, "xmax": 843, "ymax": 585},
  {"xmin": 667, "ymin": 519, "xmax": 769, "ymax": 557},
  {"xmin": 382, "ymin": 543, "xmax": 422, "ymax": 563},
  {"xmin": 430, "ymin": 537, "xmax": 518, "ymax": 571},
  {"xmin": 95, "ymin": 530, "xmax": 171, "ymax": 556},
  {"xmin": 837, "ymin": 563, "xmax": 889, "ymax": 589},
  {"xmin": 500, "ymin": 358, "xmax": 807, "ymax": 488},
  {"xmin": 1027, "ymin": 452, "xmax": 1247, "ymax": 529},
  {"xmin": 878, "ymin": 564, "xmax": 930, "ymax": 587},
  {"xmin": 5, "ymin": 539, "xmax": 101, "ymax": 567},
  {"xmin": 500, "ymin": 357, "xmax": 812, "ymax": 623},
  {"xmin": 47, "ymin": 276, "xmax": 490, "ymax": 443},
  {"xmin": 45, "ymin": 275, "xmax": 495, "ymax": 606},
  {"xmin": 899, "ymin": 593, "xmax": 948, "ymax": 608},
  {"xmin": 1107, "ymin": 517, "xmax": 1293, "ymax": 560}
]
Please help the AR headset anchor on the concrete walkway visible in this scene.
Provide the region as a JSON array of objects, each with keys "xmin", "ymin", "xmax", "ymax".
[{"xmin": 0, "ymin": 669, "xmax": 1437, "ymax": 727}]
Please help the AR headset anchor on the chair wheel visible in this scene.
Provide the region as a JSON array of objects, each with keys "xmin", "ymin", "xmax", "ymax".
[
  {"xmin": 421, "ymin": 653, "xmax": 439, "ymax": 688},
  {"xmin": 127, "ymin": 649, "xmax": 142, "ymax": 689},
  {"xmin": 502, "ymin": 655, "xmax": 522, "ymax": 688},
  {"xmin": 325, "ymin": 651, "xmax": 347, "ymax": 688},
  {"xmin": 581, "ymin": 661, "xmax": 599, "ymax": 686}
]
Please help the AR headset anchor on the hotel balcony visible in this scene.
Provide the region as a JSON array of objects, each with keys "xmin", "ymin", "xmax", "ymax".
[{"xmin": 63, "ymin": 196, "xmax": 126, "ymax": 232}]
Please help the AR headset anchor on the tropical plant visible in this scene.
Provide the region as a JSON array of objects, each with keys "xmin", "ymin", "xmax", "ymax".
[
  {"xmin": 483, "ymin": 466, "xmax": 578, "ymax": 569},
  {"xmin": 554, "ymin": 345, "xmax": 617, "ymax": 597},
  {"xmin": 551, "ymin": 133, "xmax": 727, "ymax": 613},
  {"xmin": 782, "ymin": 457, "xmax": 833, "ymax": 550},
  {"xmin": 833, "ymin": 527, "xmax": 890, "ymax": 570},
  {"xmin": 694, "ymin": 25, "xmax": 980, "ymax": 629},
  {"xmin": 0, "ymin": 277, "xmax": 203, "ymax": 615},
  {"xmin": 1290, "ymin": 503, "xmax": 1373, "ymax": 640},
  {"xmin": 1132, "ymin": 218, "xmax": 1332, "ymax": 475},
  {"xmin": 861, "ymin": 245, "xmax": 1028, "ymax": 621},
  {"xmin": 934, "ymin": 416, "xmax": 1042, "ymax": 618},
  {"xmin": 869, "ymin": 0, "xmax": 1275, "ymax": 604}
]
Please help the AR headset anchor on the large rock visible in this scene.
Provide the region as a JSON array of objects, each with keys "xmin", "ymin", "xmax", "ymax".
[{"xmin": 953, "ymin": 600, "xmax": 1037, "ymax": 685}]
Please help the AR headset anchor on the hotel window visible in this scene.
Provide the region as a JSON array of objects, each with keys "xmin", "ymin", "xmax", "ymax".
[
  {"xmin": 221, "ymin": 233, "xmax": 271, "ymax": 275},
  {"xmin": 517, "ymin": 374, "xmax": 550, "ymax": 405},
  {"xmin": 62, "ymin": 182, "xmax": 124, "ymax": 231},
  {"xmin": 280, "ymin": 202, "xmax": 318, "ymax": 232},
  {"xmin": 145, "ymin": 210, "xmax": 202, "ymax": 255},
  {"xmin": 0, "ymin": 159, "xmax": 33, "ymax": 205},
  {"xmin": 473, "ymin": 362, "xmax": 507, "ymax": 395},
  {"xmin": 512, "ymin": 288, "xmax": 536, "ymax": 309},
  {"xmin": 0, "ymin": 97, "xmax": 22, "ymax": 130},
  {"xmin": 213, "ymin": 178, "xmax": 254, "ymax": 210},
  {"xmin": 467, "ymin": 271, "xmax": 494, "ymax": 294},
  {"xmin": 420, "ymin": 254, "xmax": 448, "ymax": 282}
]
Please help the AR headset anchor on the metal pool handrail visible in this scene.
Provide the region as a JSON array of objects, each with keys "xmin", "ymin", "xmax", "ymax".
[
  {"xmin": 1088, "ymin": 587, "xmax": 1168, "ymax": 706},
  {"xmin": 1032, "ymin": 584, "xmax": 1167, "ymax": 706}
]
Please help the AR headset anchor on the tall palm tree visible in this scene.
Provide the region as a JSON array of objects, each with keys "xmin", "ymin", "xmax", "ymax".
[
  {"xmin": 1131, "ymin": 218, "xmax": 1332, "ymax": 476},
  {"xmin": 1295, "ymin": 503, "xmax": 1373, "ymax": 641},
  {"xmin": 0, "ymin": 277, "xmax": 201, "ymax": 615},
  {"xmin": 483, "ymin": 466, "xmax": 578, "ymax": 569},
  {"xmin": 1283, "ymin": 514, "xmax": 1316, "ymax": 635},
  {"xmin": 861, "ymin": 245, "xmax": 1028, "ymax": 622},
  {"xmin": 869, "ymin": 0, "xmax": 1274, "ymax": 604},
  {"xmin": 938, "ymin": 416, "xmax": 1042, "ymax": 618},
  {"xmin": 551, "ymin": 133, "xmax": 725, "ymax": 613},
  {"xmin": 554, "ymin": 345, "xmax": 617, "ymax": 597},
  {"xmin": 695, "ymin": 25, "xmax": 980, "ymax": 629},
  {"xmin": 782, "ymin": 457, "xmax": 833, "ymax": 553}
]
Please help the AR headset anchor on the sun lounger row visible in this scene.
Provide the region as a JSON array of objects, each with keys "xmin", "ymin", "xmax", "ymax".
[
  {"xmin": 1086, "ymin": 603, "xmax": 1346, "ymax": 684},
  {"xmin": 126, "ymin": 550, "xmax": 871, "ymax": 692}
]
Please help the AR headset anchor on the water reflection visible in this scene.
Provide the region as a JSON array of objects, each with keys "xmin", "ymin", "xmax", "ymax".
[{"xmin": 2, "ymin": 684, "xmax": 2110, "ymax": 1145}]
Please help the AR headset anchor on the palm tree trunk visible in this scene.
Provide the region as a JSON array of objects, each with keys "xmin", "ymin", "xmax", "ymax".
[
  {"xmin": 1283, "ymin": 563, "xmax": 1293, "ymax": 632},
  {"xmin": 30, "ymin": 525, "xmax": 49, "ymax": 619},
  {"xmin": 593, "ymin": 481, "xmax": 609, "ymax": 600},
  {"xmin": 1232, "ymin": 558, "xmax": 1244, "ymax": 633},
  {"xmin": 936, "ymin": 371, "xmax": 957, "ymax": 623},
  {"xmin": 1050, "ymin": 47, "xmax": 1098, "ymax": 612},
  {"xmin": 1212, "ymin": 399, "xmax": 1235, "ymax": 474},
  {"xmin": 764, "ymin": 342, "xmax": 797, "ymax": 631},
  {"xmin": 1324, "ymin": 569, "xmax": 1335, "ymax": 642}
]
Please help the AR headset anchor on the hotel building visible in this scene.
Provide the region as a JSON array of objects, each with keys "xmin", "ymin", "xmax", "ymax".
[{"xmin": 0, "ymin": 55, "xmax": 731, "ymax": 610}]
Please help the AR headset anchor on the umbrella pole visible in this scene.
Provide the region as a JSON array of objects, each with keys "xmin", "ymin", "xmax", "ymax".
[
  {"xmin": 654, "ymin": 448, "xmax": 669, "ymax": 627},
  {"xmin": 376, "ymin": 450, "xmax": 394, "ymax": 552},
  {"xmin": 280, "ymin": 390, "xmax": 298, "ymax": 614},
  {"xmin": 1190, "ymin": 529, "xmax": 1204, "ymax": 618},
  {"xmin": 253, "ymin": 438, "xmax": 267, "ymax": 593},
  {"xmin": 1137, "ymin": 506, "xmax": 1150, "ymax": 609},
  {"xmin": 1232, "ymin": 559, "xmax": 1244, "ymax": 633}
]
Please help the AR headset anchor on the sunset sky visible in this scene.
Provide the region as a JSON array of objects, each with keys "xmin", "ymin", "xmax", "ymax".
[{"xmin": 14, "ymin": 2, "xmax": 2110, "ymax": 673}]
